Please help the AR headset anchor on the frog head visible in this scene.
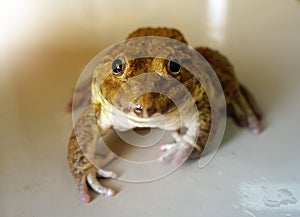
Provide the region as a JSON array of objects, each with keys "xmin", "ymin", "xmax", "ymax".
[{"xmin": 92, "ymin": 28, "xmax": 198, "ymax": 119}]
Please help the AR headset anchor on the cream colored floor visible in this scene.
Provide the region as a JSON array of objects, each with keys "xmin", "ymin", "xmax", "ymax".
[{"xmin": 1, "ymin": 0, "xmax": 300, "ymax": 216}]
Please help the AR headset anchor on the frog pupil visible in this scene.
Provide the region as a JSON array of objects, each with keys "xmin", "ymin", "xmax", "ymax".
[
  {"xmin": 169, "ymin": 59, "xmax": 181, "ymax": 74},
  {"xmin": 112, "ymin": 58, "xmax": 123, "ymax": 75}
]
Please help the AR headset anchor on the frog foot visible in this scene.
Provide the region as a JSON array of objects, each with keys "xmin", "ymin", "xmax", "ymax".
[
  {"xmin": 229, "ymin": 85, "xmax": 262, "ymax": 134},
  {"xmin": 159, "ymin": 132, "xmax": 193, "ymax": 167},
  {"xmin": 76, "ymin": 167, "xmax": 117, "ymax": 203}
]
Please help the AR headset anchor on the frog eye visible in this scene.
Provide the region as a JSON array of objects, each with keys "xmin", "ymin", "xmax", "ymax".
[
  {"xmin": 112, "ymin": 58, "xmax": 125, "ymax": 76},
  {"xmin": 167, "ymin": 58, "xmax": 181, "ymax": 76}
]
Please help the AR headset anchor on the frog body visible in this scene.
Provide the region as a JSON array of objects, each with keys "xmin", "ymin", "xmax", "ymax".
[{"xmin": 67, "ymin": 27, "xmax": 262, "ymax": 203}]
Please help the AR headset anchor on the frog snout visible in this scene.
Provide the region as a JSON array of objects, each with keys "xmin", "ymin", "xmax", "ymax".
[{"xmin": 132, "ymin": 104, "xmax": 157, "ymax": 118}]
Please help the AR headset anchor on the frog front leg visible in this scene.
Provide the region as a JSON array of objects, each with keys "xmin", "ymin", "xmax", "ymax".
[
  {"xmin": 68, "ymin": 107, "xmax": 116, "ymax": 203},
  {"xmin": 159, "ymin": 94, "xmax": 211, "ymax": 165}
]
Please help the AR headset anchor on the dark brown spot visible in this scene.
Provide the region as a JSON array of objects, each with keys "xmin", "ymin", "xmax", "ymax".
[{"xmin": 146, "ymin": 105, "xmax": 157, "ymax": 117}]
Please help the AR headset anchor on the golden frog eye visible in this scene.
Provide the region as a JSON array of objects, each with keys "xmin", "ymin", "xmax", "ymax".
[
  {"xmin": 112, "ymin": 58, "xmax": 125, "ymax": 76},
  {"xmin": 167, "ymin": 58, "xmax": 181, "ymax": 76}
]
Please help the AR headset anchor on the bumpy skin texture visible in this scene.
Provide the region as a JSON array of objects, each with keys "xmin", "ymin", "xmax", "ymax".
[{"xmin": 67, "ymin": 27, "xmax": 262, "ymax": 203}]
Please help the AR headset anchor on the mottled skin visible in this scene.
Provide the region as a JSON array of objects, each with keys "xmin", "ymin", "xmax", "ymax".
[{"xmin": 67, "ymin": 27, "xmax": 262, "ymax": 203}]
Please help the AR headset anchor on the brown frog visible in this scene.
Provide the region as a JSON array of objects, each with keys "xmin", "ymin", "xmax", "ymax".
[{"xmin": 67, "ymin": 27, "xmax": 262, "ymax": 203}]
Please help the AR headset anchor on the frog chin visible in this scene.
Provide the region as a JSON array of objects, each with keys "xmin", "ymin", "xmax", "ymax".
[
  {"xmin": 110, "ymin": 99, "xmax": 188, "ymax": 130},
  {"xmin": 122, "ymin": 108, "xmax": 182, "ymax": 130}
]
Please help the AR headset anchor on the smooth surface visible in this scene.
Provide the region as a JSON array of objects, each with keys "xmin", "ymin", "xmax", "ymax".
[{"xmin": 1, "ymin": 0, "xmax": 300, "ymax": 216}]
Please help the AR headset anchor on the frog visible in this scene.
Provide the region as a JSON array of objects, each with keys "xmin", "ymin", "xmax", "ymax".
[{"xmin": 67, "ymin": 27, "xmax": 262, "ymax": 203}]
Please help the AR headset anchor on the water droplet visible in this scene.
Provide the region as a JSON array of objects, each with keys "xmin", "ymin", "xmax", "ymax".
[{"xmin": 263, "ymin": 187, "xmax": 297, "ymax": 207}]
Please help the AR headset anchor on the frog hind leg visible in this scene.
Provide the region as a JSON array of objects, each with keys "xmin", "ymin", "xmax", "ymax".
[
  {"xmin": 239, "ymin": 84, "xmax": 263, "ymax": 121},
  {"xmin": 229, "ymin": 86, "xmax": 262, "ymax": 134}
]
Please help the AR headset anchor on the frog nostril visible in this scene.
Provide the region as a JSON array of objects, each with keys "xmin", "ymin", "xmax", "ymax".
[{"xmin": 134, "ymin": 104, "xmax": 143, "ymax": 116}]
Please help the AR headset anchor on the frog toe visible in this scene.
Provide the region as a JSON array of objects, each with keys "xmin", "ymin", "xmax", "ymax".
[
  {"xmin": 230, "ymin": 103, "xmax": 248, "ymax": 127},
  {"xmin": 171, "ymin": 150, "xmax": 188, "ymax": 167},
  {"xmin": 87, "ymin": 173, "xmax": 116, "ymax": 197},
  {"xmin": 97, "ymin": 168, "xmax": 118, "ymax": 179},
  {"xmin": 77, "ymin": 175, "xmax": 91, "ymax": 203},
  {"xmin": 159, "ymin": 142, "xmax": 190, "ymax": 166},
  {"xmin": 159, "ymin": 143, "xmax": 177, "ymax": 162},
  {"xmin": 247, "ymin": 117, "xmax": 262, "ymax": 134},
  {"xmin": 76, "ymin": 169, "xmax": 117, "ymax": 203},
  {"xmin": 160, "ymin": 143, "xmax": 176, "ymax": 151},
  {"xmin": 240, "ymin": 84, "xmax": 263, "ymax": 121},
  {"xmin": 230, "ymin": 88, "xmax": 262, "ymax": 134}
]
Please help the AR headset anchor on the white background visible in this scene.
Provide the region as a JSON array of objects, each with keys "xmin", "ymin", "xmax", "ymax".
[{"xmin": 1, "ymin": 0, "xmax": 299, "ymax": 216}]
